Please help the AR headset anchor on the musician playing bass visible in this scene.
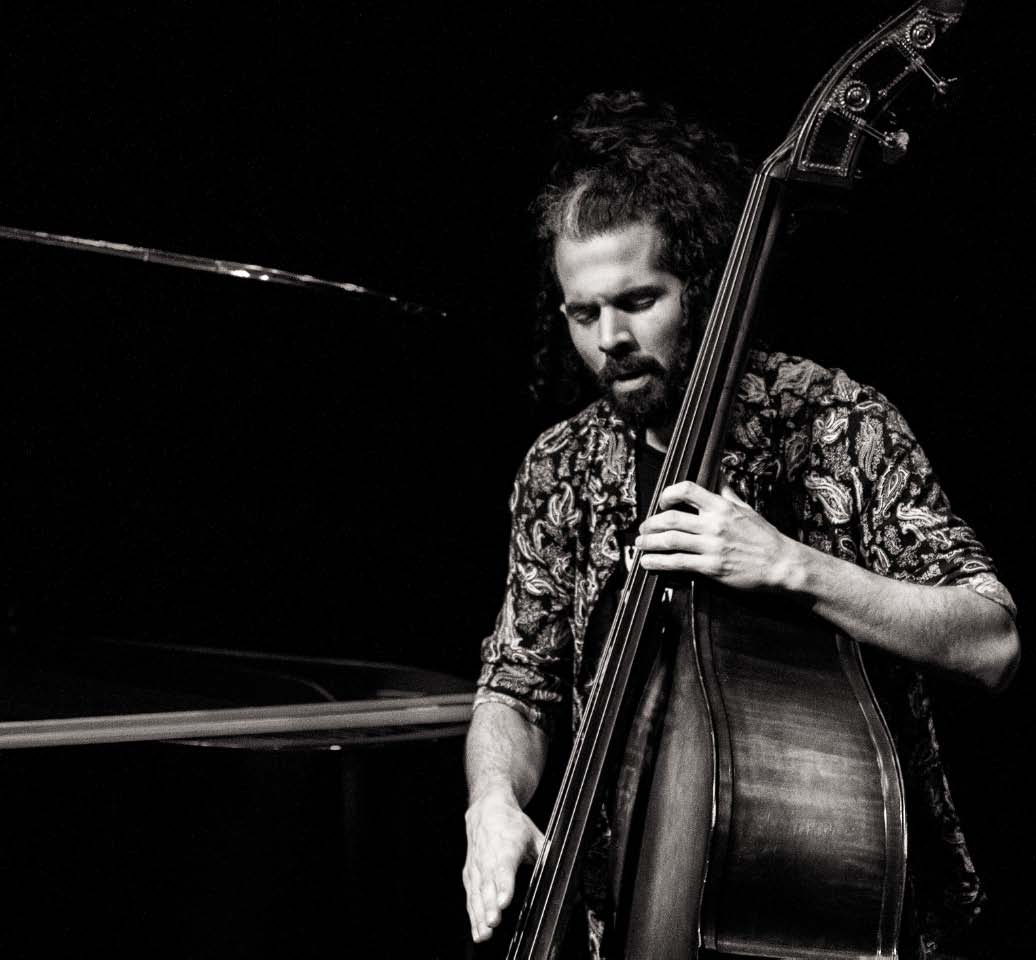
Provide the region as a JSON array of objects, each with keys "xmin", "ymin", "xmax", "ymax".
[{"xmin": 463, "ymin": 91, "xmax": 1019, "ymax": 960}]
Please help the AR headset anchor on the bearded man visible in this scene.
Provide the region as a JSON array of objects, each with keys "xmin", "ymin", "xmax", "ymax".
[{"xmin": 462, "ymin": 90, "xmax": 1019, "ymax": 960}]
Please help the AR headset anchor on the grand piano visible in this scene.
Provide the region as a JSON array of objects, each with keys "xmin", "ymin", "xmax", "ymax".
[{"xmin": 0, "ymin": 234, "xmax": 522, "ymax": 957}]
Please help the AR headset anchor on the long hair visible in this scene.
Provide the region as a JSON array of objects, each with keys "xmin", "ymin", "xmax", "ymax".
[{"xmin": 531, "ymin": 90, "xmax": 746, "ymax": 412}]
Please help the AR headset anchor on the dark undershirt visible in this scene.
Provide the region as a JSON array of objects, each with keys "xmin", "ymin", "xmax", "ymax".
[{"xmin": 584, "ymin": 441, "xmax": 667, "ymax": 655}]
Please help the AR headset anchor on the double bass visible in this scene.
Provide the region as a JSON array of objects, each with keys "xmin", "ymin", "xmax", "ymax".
[{"xmin": 508, "ymin": 3, "xmax": 966, "ymax": 957}]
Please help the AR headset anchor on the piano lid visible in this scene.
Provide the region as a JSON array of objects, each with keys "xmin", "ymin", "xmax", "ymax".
[{"xmin": 2, "ymin": 228, "xmax": 520, "ymax": 731}]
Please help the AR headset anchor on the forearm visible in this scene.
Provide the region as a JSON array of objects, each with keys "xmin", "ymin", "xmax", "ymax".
[
  {"xmin": 785, "ymin": 541, "xmax": 1020, "ymax": 690},
  {"xmin": 464, "ymin": 701, "xmax": 549, "ymax": 942},
  {"xmin": 466, "ymin": 701, "xmax": 549, "ymax": 808}
]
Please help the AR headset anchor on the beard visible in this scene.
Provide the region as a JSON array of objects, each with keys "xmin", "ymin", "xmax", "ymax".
[{"xmin": 596, "ymin": 330, "xmax": 695, "ymax": 432}]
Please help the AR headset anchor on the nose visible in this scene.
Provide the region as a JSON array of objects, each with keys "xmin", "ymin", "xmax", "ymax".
[{"xmin": 597, "ymin": 307, "xmax": 634, "ymax": 356}]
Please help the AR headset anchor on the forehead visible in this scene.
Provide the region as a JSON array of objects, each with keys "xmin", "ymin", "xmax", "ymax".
[{"xmin": 553, "ymin": 222, "xmax": 669, "ymax": 299}]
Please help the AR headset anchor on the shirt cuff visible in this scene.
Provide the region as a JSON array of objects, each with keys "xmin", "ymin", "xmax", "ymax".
[{"xmin": 473, "ymin": 687, "xmax": 556, "ymax": 736}]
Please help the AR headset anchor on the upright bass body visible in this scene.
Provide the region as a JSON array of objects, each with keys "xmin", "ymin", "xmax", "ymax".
[
  {"xmin": 623, "ymin": 489, "xmax": 905, "ymax": 957},
  {"xmin": 685, "ymin": 587, "xmax": 905, "ymax": 959}
]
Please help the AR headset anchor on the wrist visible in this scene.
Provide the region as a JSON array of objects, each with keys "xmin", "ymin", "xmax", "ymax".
[
  {"xmin": 468, "ymin": 781, "xmax": 521, "ymax": 810},
  {"xmin": 772, "ymin": 535, "xmax": 812, "ymax": 595}
]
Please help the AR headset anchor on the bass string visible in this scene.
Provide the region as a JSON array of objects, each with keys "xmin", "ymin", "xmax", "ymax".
[{"xmin": 520, "ymin": 164, "xmax": 777, "ymax": 943}]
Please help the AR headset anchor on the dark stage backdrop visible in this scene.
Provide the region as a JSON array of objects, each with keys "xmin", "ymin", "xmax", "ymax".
[{"xmin": 2, "ymin": 2, "xmax": 1032, "ymax": 955}]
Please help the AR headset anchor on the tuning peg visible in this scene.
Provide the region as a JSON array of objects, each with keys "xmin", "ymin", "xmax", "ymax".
[
  {"xmin": 849, "ymin": 115, "xmax": 911, "ymax": 165},
  {"xmin": 908, "ymin": 51, "xmax": 956, "ymax": 96},
  {"xmin": 881, "ymin": 130, "xmax": 910, "ymax": 164}
]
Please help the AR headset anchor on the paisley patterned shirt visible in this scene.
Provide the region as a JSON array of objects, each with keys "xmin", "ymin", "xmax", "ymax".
[{"xmin": 475, "ymin": 349, "xmax": 1016, "ymax": 959}]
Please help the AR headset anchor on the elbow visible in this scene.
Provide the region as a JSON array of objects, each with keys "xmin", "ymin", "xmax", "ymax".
[{"xmin": 978, "ymin": 615, "xmax": 1020, "ymax": 694}]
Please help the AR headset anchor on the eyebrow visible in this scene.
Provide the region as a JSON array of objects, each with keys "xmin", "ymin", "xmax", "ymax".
[{"xmin": 563, "ymin": 283, "xmax": 668, "ymax": 312}]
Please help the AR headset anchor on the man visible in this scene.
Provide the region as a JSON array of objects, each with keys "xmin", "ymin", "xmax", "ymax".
[{"xmin": 463, "ymin": 91, "xmax": 1018, "ymax": 959}]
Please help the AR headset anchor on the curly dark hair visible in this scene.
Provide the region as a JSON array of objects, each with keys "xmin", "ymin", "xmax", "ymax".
[{"xmin": 531, "ymin": 90, "xmax": 747, "ymax": 412}]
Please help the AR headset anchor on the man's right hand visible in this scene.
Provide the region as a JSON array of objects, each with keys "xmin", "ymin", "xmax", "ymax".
[{"xmin": 463, "ymin": 788, "xmax": 546, "ymax": 943}]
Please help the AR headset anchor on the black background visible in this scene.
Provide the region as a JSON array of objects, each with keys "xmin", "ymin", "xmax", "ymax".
[{"xmin": 2, "ymin": 2, "xmax": 1032, "ymax": 956}]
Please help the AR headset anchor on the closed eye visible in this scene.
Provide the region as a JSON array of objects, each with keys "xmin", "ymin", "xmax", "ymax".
[
  {"xmin": 616, "ymin": 294, "xmax": 658, "ymax": 312},
  {"xmin": 614, "ymin": 285, "xmax": 666, "ymax": 313},
  {"xmin": 561, "ymin": 302, "xmax": 599, "ymax": 326}
]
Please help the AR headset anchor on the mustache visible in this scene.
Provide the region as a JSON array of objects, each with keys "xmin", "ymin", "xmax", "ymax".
[{"xmin": 596, "ymin": 354, "xmax": 666, "ymax": 388}]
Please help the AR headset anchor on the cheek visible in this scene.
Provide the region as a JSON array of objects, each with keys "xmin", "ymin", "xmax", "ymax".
[
  {"xmin": 568, "ymin": 323, "xmax": 602, "ymax": 371},
  {"xmin": 645, "ymin": 305, "xmax": 686, "ymax": 367}
]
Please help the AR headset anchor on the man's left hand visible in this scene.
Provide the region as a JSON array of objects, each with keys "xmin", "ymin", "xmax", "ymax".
[{"xmin": 635, "ymin": 480, "xmax": 799, "ymax": 592}]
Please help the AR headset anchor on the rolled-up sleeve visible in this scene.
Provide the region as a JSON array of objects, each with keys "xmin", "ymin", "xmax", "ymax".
[
  {"xmin": 474, "ymin": 435, "xmax": 580, "ymax": 735},
  {"xmin": 861, "ymin": 424, "xmax": 1015, "ymax": 621},
  {"xmin": 845, "ymin": 398, "xmax": 1016, "ymax": 619}
]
